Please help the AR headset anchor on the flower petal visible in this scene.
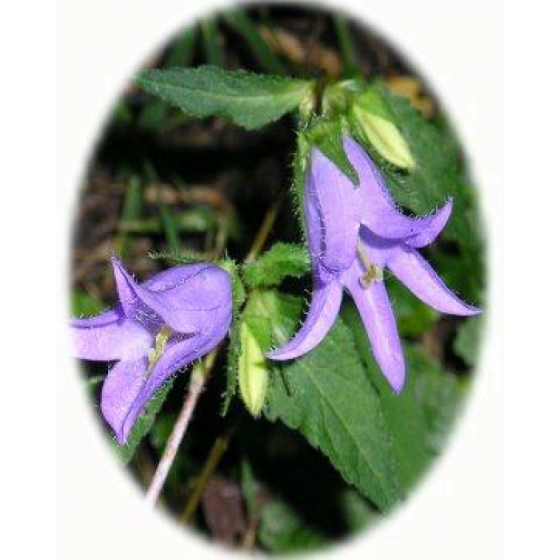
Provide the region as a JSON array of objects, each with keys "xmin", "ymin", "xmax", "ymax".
[
  {"xmin": 70, "ymin": 309, "xmax": 152, "ymax": 361},
  {"xmin": 305, "ymin": 148, "xmax": 361, "ymax": 275},
  {"xmin": 343, "ymin": 136, "xmax": 448, "ymax": 240},
  {"xmin": 267, "ymin": 279, "xmax": 343, "ymax": 361},
  {"xmin": 111, "ymin": 257, "xmax": 232, "ymax": 334},
  {"xmin": 102, "ymin": 334, "xmax": 221, "ymax": 445},
  {"xmin": 343, "ymin": 262, "xmax": 405, "ymax": 392},
  {"xmin": 405, "ymin": 198, "xmax": 453, "ymax": 248},
  {"xmin": 387, "ymin": 246, "xmax": 481, "ymax": 315},
  {"xmin": 100, "ymin": 357, "xmax": 149, "ymax": 445}
]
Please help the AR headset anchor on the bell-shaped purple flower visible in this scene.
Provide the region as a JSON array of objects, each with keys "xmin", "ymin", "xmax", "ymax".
[
  {"xmin": 268, "ymin": 136, "xmax": 480, "ymax": 393},
  {"xmin": 71, "ymin": 257, "xmax": 232, "ymax": 444}
]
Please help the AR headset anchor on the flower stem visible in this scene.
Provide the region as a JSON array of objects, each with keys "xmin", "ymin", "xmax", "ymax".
[
  {"xmin": 145, "ymin": 349, "xmax": 219, "ymax": 506},
  {"xmin": 180, "ymin": 424, "xmax": 236, "ymax": 524},
  {"xmin": 145, "ymin": 199, "xmax": 284, "ymax": 507},
  {"xmin": 244, "ymin": 195, "xmax": 284, "ymax": 263}
]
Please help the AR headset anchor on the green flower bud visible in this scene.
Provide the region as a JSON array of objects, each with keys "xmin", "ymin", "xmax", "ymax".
[
  {"xmin": 350, "ymin": 85, "xmax": 415, "ymax": 170},
  {"xmin": 352, "ymin": 104, "xmax": 415, "ymax": 170},
  {"xmin": 238, "ymin": 320, "xmax": 268, "ymax": 417}
]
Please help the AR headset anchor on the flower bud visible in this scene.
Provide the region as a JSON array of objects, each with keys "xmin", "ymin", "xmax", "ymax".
[
  {"xmin": 238, "ymin": 320, "xmax": 268, "ymax": 416},
  {"xmin": 351, "ymin": 102, "xmax": 415, "ymax": 170}
]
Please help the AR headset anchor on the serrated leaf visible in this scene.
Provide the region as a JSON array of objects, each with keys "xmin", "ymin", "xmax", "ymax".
[
  {"xmin": 343, "ymin": 303, "xmax": 464, "ymax": 484},
  {"xmin": 453, "ymin": 315, "xmax": 483, "ymax": 367},
  {"xmin": 266, "ymin": 309, "xmax": 402, "ymax": 511},
  {"xmin": 137, "ymin": 27, "xmax": 197, "ymax": 131},
  {"xmin": 242, "ymin": 243, "xmax": 310, "ymax": 288},
  {"xmin": 113, "ymin": 378, "xmax": 175, "ymax": 464},
  {"xmin": 136, "ymin": 66, "xmax": 314, "ymax": 130},
  {"xmin": 304, "ymin": 118, "xmax": 359, "ymax": 184},
  {"xmin": 386, "ymin": 277, "xmax": 438, "ymax": 337}
]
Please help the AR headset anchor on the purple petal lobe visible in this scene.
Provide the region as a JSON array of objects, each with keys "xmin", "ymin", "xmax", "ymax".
[
  {"xmin": 405, "ymin": 198, "xmax": 453, "ymax": 248},
  {"xmin": 267, "ymin": 280, "xmax": 343, "ymax": 361},
  {"xmin": 103, "ymin": 333, "xmax": 222, "ymax": 445},
  {"xmin": 305, "ymin": 148, "xmax": 361, "ymax": 275},
  {"xmin": 111, "ymin": 257, "xmax": 232, "ymax": 334},
  {"xmin": 343, "ymin": 262, "xmax": 405, "ymax": 393},
  {"xmin": 343, "ymin": 136, "xmax": 448, "ymax": 240},
  {"xmin": 387, "ymin": 246, "xmax": 481, "ymax": 316},
  {"xmin": 101, "ymin": 357, "xmax": 149, "ymax": 445},
  {"xmin": 70, "ymin": 309, "xmax": 152, "ymax": 361}
]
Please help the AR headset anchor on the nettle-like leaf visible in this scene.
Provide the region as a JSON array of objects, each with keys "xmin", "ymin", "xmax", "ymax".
[
  {"xmin": 136, "ymin": 66, "xmax": 314, "ymax": 130},
  {"xmin": 242, "ymin": 243, "xmax": 310, "ymax": 288},
  {"xmin": 386, "ymin": 277, "xmax": 439, "ymax": 337},
  {"xmin": 342, "ymin": 303, "xmax": 464, "ymax": 488},
  {"xmin": 113, "ymin": 379, "xmax": 176, "ymax": 464},
  {"xmin": 264, "ymin": 294, "xmax": 402, "ymax": 511}
]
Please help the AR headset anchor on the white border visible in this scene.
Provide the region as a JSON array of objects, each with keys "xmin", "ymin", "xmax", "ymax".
[{"xmin": 56, "ymin": 1, "xmax": 504, "ymax": 558}]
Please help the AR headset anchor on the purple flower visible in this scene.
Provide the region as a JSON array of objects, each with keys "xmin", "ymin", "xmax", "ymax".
[
  {"xmin": 268, "ymin": 136, "xmax": 480, "ymax": 393},
  {"xmin": 71, "ymin": 257, "xmax": 232, "ymax": 444}
]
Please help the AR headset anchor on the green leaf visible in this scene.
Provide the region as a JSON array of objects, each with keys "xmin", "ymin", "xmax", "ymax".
[
  {"xmin": 113, "ymin": 378, "xmax": 176, "ymax": 464},
  {"xmin": 386, "ymin": 277, "xmax": 439, "ymax": 337},
  {"xmin": 343, "ymin": 303, "xmax": 465, "ymax": 484},
  {"xmin": 242, "ymin": 242, "xmax": 310, "ymax": 288},
  {"xmin": 157, "ymin": 197, "xmax": 181, "ymax": 255},
  {"xmin": 339, "ymin": 487, "xmax": 378, "ymax": 532},
  {"xmin": 115, "ymin": 176, "xmax": 143, "ymax": 256},
  {"xmin": 453, "ymin": 315, "xmax": 484, "ymax": 367},
  {"xmin": 224, "ymin": 9, "xmax": 288, "ymax": 75},
  {"xmin": 258, "ymin": 498, "xmax": 326, "ymax": 553},
  {"xmin": 136, "ymin": 66, "xmax": 314, "ymax": 130},
  {"xmin": 71, "ymin": 290, "xmax": 106, "ymax": 316},
  {"xmin": 303, "ymin": 118, "xmax": 359, "ymax": 184},
  {"xmin": 166, "ymin": 27, "xmax": 196, "ymax": 68},
  {"xmin": 333, "ymin": 14, "xmax": 360, "ymax": 78},
  {"xmin": 201, "ymin": 16, "xmax": 225, "ymax": 67},
  {"xmin": 375, "ymin": 85, "xmax": 477, "ymax": 246},
  {"xmin": 137, "ymin": 28, "xmax": 197, "ymax": 131},
  {"xmin": 343, "ymin": 302, "xmax": 430, "ymax": 488},
  {"xmin": 266, "ymin": 307, "xmax": 402, "ymax": 511}
]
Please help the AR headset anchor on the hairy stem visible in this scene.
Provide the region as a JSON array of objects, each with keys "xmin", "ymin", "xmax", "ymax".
[
  {"xmin": 145, "ymin": 199, "xmax": 283, "ymax": 507},
  {"xmin": 145, "ymin": 350, "xmax": 219, "ymax": 506}
]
